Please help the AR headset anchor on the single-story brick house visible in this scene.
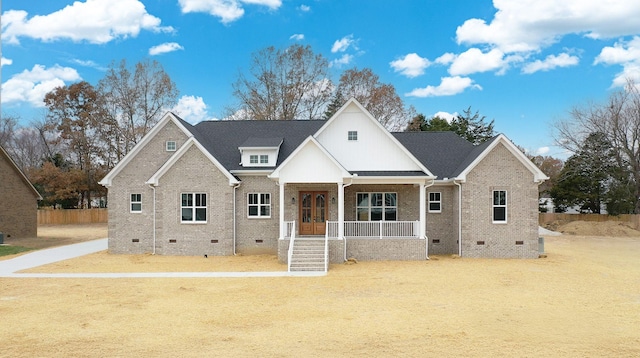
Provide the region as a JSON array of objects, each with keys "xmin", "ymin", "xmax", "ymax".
[
  {"xmin": 0, "ymin": 145, "xmax": 42, "ymax": 239},
  {"xmin": 100, "ymin": 99, "xmax": 547, "ymax": 270}
]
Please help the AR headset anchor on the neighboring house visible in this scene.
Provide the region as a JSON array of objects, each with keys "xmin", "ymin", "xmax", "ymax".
[
  {"xmin": 0, "ymin": 145, "xmax": 42, "ymax": 239},
  {"xmin": 100, "ymin": 99, "xmax": 548, "ymax": 267}
]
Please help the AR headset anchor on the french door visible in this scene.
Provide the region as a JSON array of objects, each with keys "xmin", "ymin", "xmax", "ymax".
[{"xmin": 299, "ymin": 191, "xmax": 327, "ymax": 235}]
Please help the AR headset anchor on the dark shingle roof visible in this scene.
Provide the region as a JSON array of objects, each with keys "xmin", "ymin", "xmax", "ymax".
[
  {"xmin": 239, "ymin": 137, "xmax": 283, "ymax": 148},
  {"xmin": 175, "ymin": 114, "xmax": 489, "ymax": 179},
  {"xmin": 392, "ymin": 131, "xmax": 476, "ymax": 179},
  {"xmin": 187, "ymin": 119, "xmax": 326, "ymax": 171}
]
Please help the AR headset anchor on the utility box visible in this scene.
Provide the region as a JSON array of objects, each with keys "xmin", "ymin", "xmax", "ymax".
[
  {"xmin": 0, "ymin": 232, "xmax": 4, "ymax": 245},
  {"xmin": 538, "ymin": 237, "xmax": 544, "ymax": 254}
]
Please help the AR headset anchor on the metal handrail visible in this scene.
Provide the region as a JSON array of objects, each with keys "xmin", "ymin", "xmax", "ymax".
[
  {"xmin": 286, "ymin": 221, "xmax": 296, "ymax": 272},
  {"xmin": 324, "ymin": 222, "xmax": 329, "ymax": 272}
]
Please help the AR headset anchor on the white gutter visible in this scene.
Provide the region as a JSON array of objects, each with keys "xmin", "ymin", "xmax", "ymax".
[
  {"xmin": 232, "ymin": 183, "xmax": 241, "ymax": 255},
  {"xmin": 424, "ymin": 179, "xmax": 435, "ymax": 260},
  {"xmin": 454, "ymin": 180, "xmax": 462, "ymax": 257},
  {"xmin": 148, "ymin": 184, "xmax": 157, "ymax": 255}
]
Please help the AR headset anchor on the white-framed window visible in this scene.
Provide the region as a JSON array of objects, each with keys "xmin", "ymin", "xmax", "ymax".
[
  {"xmin": 130, "ymin": 193, "xmax": 142, "ymax": 213},
  {"xmin": 249, "ymin": 155, "xmax": 259, "ymax": 164},
  {"xmin": 248, "ymin": 193, "xmax": 271, "ymax": 218},
  {"xmin": 428, "ymin": 192, "xmax": 441, "ymax": 213},
  {"xmin": 348, "ymin": 131, "xmax": 358, "ymax": 141},
  {"xmin": 181, "ymin": 193, "xmax": 207, "ymax": 223},
  {"xmin": 356, "ymin": 192, "xmax": 397, "ymax": 221},
  {"xmin": 493, "ymin": 190, "xmax": 507, "ymax": 223},
  {"xmin": 166, "ymin": 141, "xmax": 176, "ymax": 151},
  {"xmin": 259, "ymin": 155, "xmax": 268, "ymax": 164}
]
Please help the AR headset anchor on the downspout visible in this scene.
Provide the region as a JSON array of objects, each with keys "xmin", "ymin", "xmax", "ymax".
[
  {"xmin": 148, "ymin": 184, "xmax": 156, "ymax": 255},
  {"xmin": 454, "ymin": 180, "xmax": 462, "ymax": 257},
  {"xmin": 342, "ymin": 178, "xmax": 353, "ymax": 262},
  {"xmin": 232, "ymin": 183, "xmax": 241, "ymax": 256},
  {"xmin": 424, "ymin": 179, "xmax": 435, "ymax": 260}
]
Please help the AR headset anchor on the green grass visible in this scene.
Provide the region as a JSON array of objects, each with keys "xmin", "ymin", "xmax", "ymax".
[{"xmin": 0, "ymin": 245, "xmax": 33, "ymax": 257}]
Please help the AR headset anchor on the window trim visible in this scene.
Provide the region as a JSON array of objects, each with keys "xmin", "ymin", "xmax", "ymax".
[
  {"xmin": 492, "ymin": 190, "xmax": 507, "ymax": 224},
  {"xmin": 348, "ymin": 131, "xmax": 358, "ymax": 141},
  {"xmin": 166, "ymin": 141, "xmax": 176, "ymax": 152},
  {"xmin": 247, "ymin": 193, "xmax": 271, "ymax": 218},
  {"xmin": 130, "ymin": 193, "xmax": 142, "ymax": 213},
  {"xmin": 181, "ymin": 193, "xmax": 207, "ymax": 224},
  {"xmin": 356, "ymin": 192, "xmax": 397, "ymax": 221},
  {"xmin": 428, "ymin": 192, "xmax": 441, "ymax": 213}
]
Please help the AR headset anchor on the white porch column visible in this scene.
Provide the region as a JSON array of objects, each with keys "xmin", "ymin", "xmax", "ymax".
[
  {"xmin": 279, "ymin": 182, "xmax": 285, "ymax": 240},
  {"xmin": 419, "ymin": 183, "xmax": 427, "ymax": 240},
  {"xmin": 338, "ymin": 182, "xmax": 344, "ymax": 239}
]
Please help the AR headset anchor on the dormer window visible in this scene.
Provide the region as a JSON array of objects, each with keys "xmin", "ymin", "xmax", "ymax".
[
  {"xmin": 239, "ymin": 137, "xmax": 283, "ymax": 168},
  {"xmin": 348, "ymin": 131, "xmax": 358, "ymax": 141}
]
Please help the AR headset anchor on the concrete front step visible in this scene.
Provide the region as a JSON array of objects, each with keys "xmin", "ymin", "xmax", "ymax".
[{"xmin": 289, "ymin": 240, "xmax": 326, "ymax": 272}]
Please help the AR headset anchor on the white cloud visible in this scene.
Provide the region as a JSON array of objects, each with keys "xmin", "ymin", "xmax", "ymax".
[
  {"xmin": 178, "ymin": 0, "xmax": 282, "ymax": 24},
  {"xmin": 1, "ymin": 64, "xmax": 81, "ymax": 106},
  {"xmin": 432, "ymin": 111, "xmax": 457, "ymax": 123},
  {"xmin": 435, "ymin": 53, "xmax": 455, "ymax": 65},
  {"xmin": 330, "ymin": 54, "xmax": 353, "ymax": 68},
  {"xmin": 448, "ymin": 48, "xmax": 506, "ymax": 76},
  {"xmin": 1, "ymin": 57, "xmax": 12, "ymax": 67},
  {"xmin": 331, "ymin": 34, "xmax": 355, "ymax": 53},
  {"xmin": 536, "ymin": 146, "xmax": 550, "ymax": 155},
  {"xmin": 595, "ymin": 36, "xmax": 640, "ymax": 87},
  {"xmin": 171, "ymin": 95, "xmax": 217, "ymax": 124},
  {"xmin": 406, "ymin": 76, "xmax": 482, "ymax": 98},
  {"xmin": 390, "ymin": 53, "xmax": 431, "ymax": 78},
  {"xmin": 1, "ymin": 0, "xmax": 172, "ymax": 45},
  {"xmin": 456, "ymin": 0, "xmax": 640, "ymax": 53},
  {"xmin": 70, "ymin": 59, "xmax": 107, "ymax": 71},
  {"xmin": 298, "ymin": 5, "xmax": 310, "ymax": 12},
  {"xmin": 149, "ymin": 42, "xmax": 184, "ymax": 56},
  {"xmin": 522, "ymin": 53, "xmax": 579, "ymax": 74},
  {"xmin": 290, "ymin": 33, "xmax": 304, "ymax": 41}
]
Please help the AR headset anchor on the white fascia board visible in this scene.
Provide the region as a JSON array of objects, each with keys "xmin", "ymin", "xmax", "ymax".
[
  {"xmin": 455, "ymin": 134, "xmax": 550, "ymax": 183},
  {"xmin": 351, "ymin": 176, "xmax": 435, "ymax": 185},
  {"xmin": 99, "ymin": 112, "xmax": 193, "ymax": 187},
  {"xmin": 313, "ymin": 98, "xmax": 434, "ymax": 177},
  {"xmin": 146, "ymin": 137, "xmax": 240, "ymax": 186},
  {"xmin": 231, "ymin": 169, "xmax": 273, "ymax": 176}
]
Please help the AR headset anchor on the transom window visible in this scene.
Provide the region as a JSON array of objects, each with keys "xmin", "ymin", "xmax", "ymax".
[
  {"xmin": 356, "ymin": 192, "xmax": 397, "ymax": 221},
  {"xmin": 348, "ymin": 131, "xmax": 358, "ymax": 141},
  {"xmin": 429, "ymin": 192, "xmax": 441, "ymax": 213},
  {"xmin": 166, "ymin": 141, "xmax": 176, "ymax": 151},
  {"xmin": 493, "ymin": 190, "xmax": 507, "ymax": 223},
  {"xmin": 181, "ymin": 193, "xmax": 207, "ymax": 223},
  {"xmin": 130, "ymin": 194, "xmax": 142, "ymax": 213},
  {"xmin": 248, "ymin": 193, "xmax": 271, "ymax": 218}
]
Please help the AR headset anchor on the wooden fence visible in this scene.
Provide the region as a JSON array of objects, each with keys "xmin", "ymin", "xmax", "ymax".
[
  {"xmin": 38, "ymin": 209, "xmax": 108, "ymax": 225},
  {"xmin": 539, "ymin": 213, "xmax": 640, "ymax": 230}
]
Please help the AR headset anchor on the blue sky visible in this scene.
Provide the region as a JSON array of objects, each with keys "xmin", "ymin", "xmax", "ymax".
[{"xmin": 2, "ymin": 0, "xmax": 640, "ymax": 158}]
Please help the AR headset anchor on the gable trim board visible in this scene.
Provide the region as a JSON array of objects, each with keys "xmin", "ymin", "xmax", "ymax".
[{"xmin": 101, "ymin": 98, "xmax": 545, "ymax": 261}]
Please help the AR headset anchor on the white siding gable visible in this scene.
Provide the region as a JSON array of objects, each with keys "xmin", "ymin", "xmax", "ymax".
[
  {"xmin": 315, "ymin": 102, "xmax": 423, "ymax": 172},
  {"xmin": 272, "ymin": 138, "xmax": 349, "ymax": 184}
]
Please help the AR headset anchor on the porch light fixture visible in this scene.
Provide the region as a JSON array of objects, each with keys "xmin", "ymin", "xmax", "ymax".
[
  {"xmin": 291, "ymin": 197, "xmax": 295, "ymax": 204},
  {"xmin": 332, "ymin": 197, "xmax": 336, "ymax": 204}
]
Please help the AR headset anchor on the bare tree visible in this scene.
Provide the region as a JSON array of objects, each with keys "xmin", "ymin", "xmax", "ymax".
[
  {"xmin": 98, "ymin": 59, "xmax": 178, "ymax": 158},
  {"xmin": 230, "ymin": 44, "xmax": 332, "ymax": 120},
  {"xmin": 336, "ymin": 67, "xmax": 413, "ymax": 130},
  {"xmin": 0, "ymin": 113, "xmax": 18, "ymax": 147},
  {"xmin": 554, "ymin": 79, "xmax": 640, "ymax": 212}
]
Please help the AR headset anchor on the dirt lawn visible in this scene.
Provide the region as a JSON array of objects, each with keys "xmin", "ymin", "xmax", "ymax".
[{"xmin": 1, "ymin": 223, "xmax": 639, "ymax": 357}]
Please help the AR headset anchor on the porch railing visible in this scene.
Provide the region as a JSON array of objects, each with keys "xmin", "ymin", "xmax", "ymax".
[
  {"xmin": 285, "ymin": 221, "xmax": 296, "ymax": 272},
  {"xmin": 327, "ymin": 221, "xmax": 419, "ymax": 239}
]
